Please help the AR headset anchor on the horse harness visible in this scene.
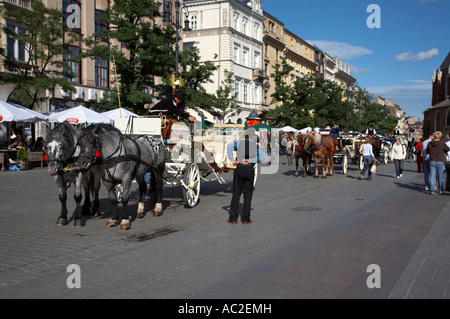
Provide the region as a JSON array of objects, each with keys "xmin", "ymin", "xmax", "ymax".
[
  {"xmin": 88, "ymin": 134, "xmax": 141, "ymax": 170},
  {"xmin": 308, "ymin": 135, "xmax": 333, "ymax": 152}
]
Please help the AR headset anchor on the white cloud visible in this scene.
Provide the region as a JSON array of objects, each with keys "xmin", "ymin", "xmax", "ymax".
[
  {"xmin": 395, "ymin": 48, "xmax": 439, "ymax": 61},
  {"xmin": 350, "ymin": 65, "xmax": 372, "ymax": 74},
  {"xmin": 307, "ymin": 40, "xmax": 373, "ymax": 60},
  {"xmin": 404, "ymin": 80, "xmax": 431, "ymax": 84}
]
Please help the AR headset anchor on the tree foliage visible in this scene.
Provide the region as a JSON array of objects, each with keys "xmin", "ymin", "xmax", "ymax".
[
  {"xmin": 79, "ymin": 0, "xmax": 216, "ymax": 114},
  {"xmin": 0, "ymin": 0, "xmax": 74, "ymax": 107},
  {"xmin": 267, "ymin": 56, "xmax": 397, "ymax": 133}
]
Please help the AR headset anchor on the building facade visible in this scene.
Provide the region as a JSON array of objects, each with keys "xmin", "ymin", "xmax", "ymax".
[
  {"xmin": 183, "ymin": 0, "xmax": 265, "ymax": 124},
  {"xmin": 0, "ymin": 0, "xmax": 173, "ymax": 139},
  {"xmin": 424, "ymin": 51, "xmax": 450, "ymax": 137}
]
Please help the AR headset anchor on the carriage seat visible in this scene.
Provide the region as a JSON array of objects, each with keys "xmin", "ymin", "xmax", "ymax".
[{"xmin": 165, "ymin": 121, "xmax": 191, "ymax": 145}]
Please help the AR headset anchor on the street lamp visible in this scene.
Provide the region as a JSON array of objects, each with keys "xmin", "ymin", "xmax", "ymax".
[{"xmin": 164, "ymin": 1, "xmax": 191, "ymax": 83}]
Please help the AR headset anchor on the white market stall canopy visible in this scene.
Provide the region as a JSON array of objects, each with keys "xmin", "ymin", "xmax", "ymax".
[
  {"xmin": 48, "ymin": 106, "xmax": 111, "ymax": 124},
  {"xmin": 101, "ymin": 108, "xmax": 139, "ymax": 120},
  {"xmin": 279, "ymin": 126, "xmax": 299, "ymax": 133},
  {"xmin": 0, "ymin": 101, "xmax": 48, "ymax": 123}
]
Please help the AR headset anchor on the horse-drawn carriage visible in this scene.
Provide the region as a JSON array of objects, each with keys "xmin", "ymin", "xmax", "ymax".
[
  {"xmin": 333, "ymin": 134, "xmax": 363, "ymax": 174},
  {"xmin": 334, "ymin": 134, "xmax": 390, "ymax": 174},
  {"xmin": 114, "ymin": 118, "xmax": 258, "ymax": 208}
]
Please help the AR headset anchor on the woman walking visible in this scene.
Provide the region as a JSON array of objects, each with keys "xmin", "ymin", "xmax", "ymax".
[
  {"xmin": 390, "ymin": 137, "xmax": 406, "ymax": 179},
  {"xmin": 426, "ymin": 131, "xmax": 449, "ymax": 195},
  {"xmin": 359, "ymin": 137, "xmax": 375, "ymax": 180}
]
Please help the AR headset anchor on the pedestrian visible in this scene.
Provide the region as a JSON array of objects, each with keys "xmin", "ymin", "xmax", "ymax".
[
  {"xmin": 359, "ymin": 137, "xmax": 375, "ymax": 180},
  {"xmin": 422, "ymin": 132, "xmax": 434, "ymax": 191},
  {"xmin": 426, "ymin": 131, "xmax": 449, "ymax": 195},
  {"xmin": 226, "ymin": 128, "xmax": 266, "ymax": 224},
  {"xmin": 445, "ymin": 134, "xmax": 450, "ymax": 191},
  {"xmin": 390, "ymin": 137, "xmax": 406, "ymax": 179},
  {"xmin": 286, "ymin": 135, "xmax": 293, "ymax": 166},
  {"xmin": 280, "ymin": 133, "xmax": 287, "ymax": 156},
  {"xmin": 415, "ymin": 137, "xmax": 424, "ymax": 173}
]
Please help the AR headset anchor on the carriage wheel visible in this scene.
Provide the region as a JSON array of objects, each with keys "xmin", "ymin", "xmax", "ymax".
[
  {"xmin": 359, "ymin": 156, "xmax": 364, "ymax": 171},
  {"xmin": 342, "ymin": 155, "xmax": 348, "ymax": 175},
  {"xmin": 183, "ymin": 163, "xmax": 201, "ymax": 208},
  {"xmin": 383, "ymin": 149, "xmax": 389, "ymax": 164}
]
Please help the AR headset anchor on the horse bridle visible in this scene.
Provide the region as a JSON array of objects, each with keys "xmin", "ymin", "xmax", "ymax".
[{"xmin": 80, "ymin": 133, "xmax": 140, "ymax": 169}]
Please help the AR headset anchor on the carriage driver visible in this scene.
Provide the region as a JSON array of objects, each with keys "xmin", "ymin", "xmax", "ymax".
[
  {"xmin": 149, "ymin": 89, "xmax": 196, "ymax": 140},
  {"xmin": 365, "ymin": 124, "xmax": 376, "ymax": 137}
]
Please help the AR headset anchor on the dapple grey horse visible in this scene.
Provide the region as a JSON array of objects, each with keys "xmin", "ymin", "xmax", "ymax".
[
  {"xmin": 46, "ymin": 121, "xmax": 101, "ymax": 227},
  {"xmin": 77, "ymin": 124, "xmax": 165, "ymax": 230},
  {"xmin": 133, "ymin": 135, "xmax": 166, "ymax": 217}
]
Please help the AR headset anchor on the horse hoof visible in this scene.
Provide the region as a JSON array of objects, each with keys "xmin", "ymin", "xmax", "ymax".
[
  {"xmin": 322, "ymin": 176, "xmax": 327, "ymax": 179},
  {"xmin": 106, "ymin": 219, "xmax": 117, "ymax": 227},
  {"xmin": 154, "ymin": 203, "xmax": 163, "ymax": 217},
  {"xmin": 56, "ymin": 217, "xmax": 68, "ymax": 226},
  {"xmin": 120, "ymin": 219, "xmax": 130, "ymax": 230},
  {"xmin": 137, "ymin": 202, "xmax": 145, "ymax": 218},
  {"xmin": 74, "ymin": 218, "xmax": 85, "ymax": 227}
]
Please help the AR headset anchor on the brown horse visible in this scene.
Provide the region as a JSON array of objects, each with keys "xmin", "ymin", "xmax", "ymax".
[
  {"xmin": 293, "ymin": 133, "xmax": 312, "ymax": 177},
  {"xmin": 303, "ymin": 132, "xmax": 336, "ymax": 178}
]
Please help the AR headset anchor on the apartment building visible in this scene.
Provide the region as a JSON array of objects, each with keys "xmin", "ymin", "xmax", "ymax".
[
  {"xmin": 183, "ymin": 0, "xmax": 265, "ymax": 124},
  {"xmin": 0, "ymin": 0, "xmax": 175, "ymax": 118}
]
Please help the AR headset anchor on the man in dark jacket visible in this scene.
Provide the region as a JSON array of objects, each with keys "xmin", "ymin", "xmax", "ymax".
[
  {"xmin": 426, "ymin": 131, "xmax": 450, "ymax": 195},
  {"xmin": 226, "ymin": 128, "xmax": 266, "ymax": 224},
  {"xmin": 149, "ymin": 89, "xmax": 195, "ymax": 139}
]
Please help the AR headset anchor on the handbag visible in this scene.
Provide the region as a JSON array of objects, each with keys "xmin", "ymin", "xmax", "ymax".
[{"xmin": 370, "ymin": 163, "xmax": 377, "ymax": 174}]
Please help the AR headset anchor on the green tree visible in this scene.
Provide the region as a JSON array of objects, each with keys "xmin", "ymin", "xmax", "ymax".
[
  {"xmin": 267, "ymin": 56, "xmax": 349, "ymax": 129},
  {"xmin": 207, "ymin": 69, "xmax": 240, "ymax": 122},
  {"xmin": 78, "ymin": 0, "xmax": 173, "ymax": 113},
  {"xmin": 156, "ymin": 45, "xmax": 217, "ymax": 114},
  {"xmin": 79, "ymin": 0, "xmax": 216, "ymax": 114},
  {"xmin": 0, "ymin": 1, "xmax": 75, "ymax": 107}
]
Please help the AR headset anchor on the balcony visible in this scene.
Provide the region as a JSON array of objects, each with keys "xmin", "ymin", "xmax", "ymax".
[
  {"xmin": 1, "ymin": 0, "xmax": 33, "ymax": 9},
  {"xmin": 252, "ymin": 68, "xmax": 267, "ymax": 81}
]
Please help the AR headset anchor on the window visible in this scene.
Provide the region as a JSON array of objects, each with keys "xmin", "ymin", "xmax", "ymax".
[
  {"xmin": 435, "ymin": 111, "xmax": 441, "ymax": 132},
  {"xmin": 63, "ymin": 0, "xmax": 81, "ymax": 32},
  {"xmin": 446, "ymin": 109, "xmax": 450, "ymax": 127},
  {"xmin": 254, "ymin": 85, "xmax": 261, "ymax": 104},
  {"xmin": 243, "ymin": 48, "xmax": 249, "ymax": 66},
  {"xmin": 235, "ymin": 81, "xmax": 240, "ymax": 101},
  {"xmin": 242, "ymin": 18, "xmax": 248, "ymax": 35},
  {"xmin": 233, "ymin": 45, "xmax": 240, "ymax": 63},
  {"xmin": 254, "ymin": 52, "xmax": 260, "ymax": 69},
  {"xmin": 233, "ymin": 13, "xmax": 240, "ymax": 31},
  {"xmin": 64, "ymin": 46, "xmax": 80, "ymax": 83},
  {"xmin": 95, "ymin": 56, "xmax": 109, "ymax": 87},
  {"xmin": 190, "ymin": 14, "xmax": 198, "ymax": 30},
  {"xmin": 95, "ymin": 10, "xmax": 109, "ymax": 42},
  {"xmin": 254, "ymin": 23, "xmax": 260, "ymax": 41},
  {"xmin": 6, "ymin": 22, "xmax": 27, "ymax": 62},
  {"xmin": 243, "ymin": 82, "xmax": 249, "ymax": 102},
  {"xmin": 163, "ymin": 1, "xmax": 172, "ymax": 22}
]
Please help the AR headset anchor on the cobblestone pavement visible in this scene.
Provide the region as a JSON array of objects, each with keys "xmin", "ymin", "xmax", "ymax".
[{"xmin": 0, "ymin": 158, "xmax": 448, "ymax": 299}]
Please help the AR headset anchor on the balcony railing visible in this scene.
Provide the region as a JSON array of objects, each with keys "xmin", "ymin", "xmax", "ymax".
[{"xmin": 1, "ymin": 0, "xmax": 32, "ymax": 9}]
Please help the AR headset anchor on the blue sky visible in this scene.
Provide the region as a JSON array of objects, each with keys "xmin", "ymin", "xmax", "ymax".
[{"xmin": 262, "ymin": 0, "xmax": 450, "ymax": 119}]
